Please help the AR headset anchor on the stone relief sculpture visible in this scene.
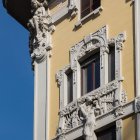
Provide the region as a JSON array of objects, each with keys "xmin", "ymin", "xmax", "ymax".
[
  {"xmin": 28, "ymin": 0, "xmax": 52, "ymax": 63},
  {"xmin": 78, "ymin": 97, "xmax": 96, "ymax": 140}
]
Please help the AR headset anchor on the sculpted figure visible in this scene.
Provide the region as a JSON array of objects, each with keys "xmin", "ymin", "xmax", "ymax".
[
  {"xmin": 79, "ymin": 97, "xmax": 96, "ymax": 140},
  {"xmin": 28, "ymin": 0, "xmax": 48, "ymax": 47},
  {"xmin": 71, "ymin": 111, "xmax": 80, "ymax": 128}
]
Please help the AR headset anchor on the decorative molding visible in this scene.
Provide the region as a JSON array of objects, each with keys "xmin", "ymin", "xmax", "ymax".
[
  {"xmin": 53, "ymin": 100, "xmax": 136, "ymax": 140},
  {"xmin": 116, "ymin": 33, "xmax": 126, "ymax": 51},
  {"xmin": 114, "ymin": 106, "xmax": 124, "ymax": 118},
  {"xmin": 56, "ymin": 80, "xmax": 119, "ymax": 136},
  {"xmin": 75, "ymin": 6, "xmax": 103, "ymax": 28},
  {"xmin": 56, "ymin": 65, "xmax": 71, "ymax": 86},
  {"xmin": 70, "ymin": 26, "xmax": 108, "ymax": 69},
  {"xmin": 116, "ymin": 119, "xmax": 122, "ymax": 131},
  {"xmin": 56, "ymin": 70, "xmax": 64, "ymax": 86},
  {"xmin": 28, "ymin": 0, "xmax": 55, "ymax": 64},
  {"xmin": 116, "ymin": 119, "xmax": 122, "ymax": 140},
  {"xmin": 120, "ymin": 90, "xmax": 127, "ymax": 105},
  {"xmin": 68, "ymin": 0, "xmax": 78, "ymax": 18},
  {"xmin": 108, "ymin": 38, "xmax": 115, "ymax": 45},
  {"xmin": 135, "ymin": 97, "xmax": 140, "ymax": 113},
  {"xmin": 57, "ymin": 134, "xmax": 66, "ymax": 140},
  {"xmin": 51, "ymin": 0, "xmax": 77, "ymax": 24}
]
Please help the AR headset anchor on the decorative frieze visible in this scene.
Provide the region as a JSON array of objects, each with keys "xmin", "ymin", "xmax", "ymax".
[
  {"xmin": 68, "ymin": 0, "xmax": 78, "ymax": 18},
  {"xmin": 114, "ymin": 106, "xmax": 124, "ymax": 118},
  {"xmin": 135, "ymin": 97, "xmax": 140, "ymax": 113},
  {"xmin": 56, "ymin": 80, "xmax": 120, "ymax": 136}
]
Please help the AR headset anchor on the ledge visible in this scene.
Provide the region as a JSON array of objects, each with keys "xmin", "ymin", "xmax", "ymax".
[{"xmin": 75, "ymin": 6, "xmax": 103, "ymax": 28}]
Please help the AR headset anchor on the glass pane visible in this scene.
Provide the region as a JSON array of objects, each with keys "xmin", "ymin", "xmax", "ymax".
[
  {"xmin": 81, "ymin": 0, "xmax": 90, "ymax": 11},
  {"xmin": 81, "ymin": 8, "xmax": 90, "ymax": 18},
  {"xmin": 67, "ymin": 71, "xmax": 73, "ymax": 103},
  {"xmin": 108, "ymin": 47, "xmax": 115, "ymax": 82},
  {"xmin": 81, "ymin": 52, "xmax": 100, "ymax": 95},
  {"xmin": 87, "ymin": 63, "xmax": 94, "ymax": 93},
  {"xmin": 82, "ymin": 68, "xmax": 87, "ymax": 95},
  {"xmin": 81, "ymin": 0, "xmax": 90, "ymax": 18},
  {"xmin": 92, "ymin": 0, "xmax": 101, "ymax": 11},
  {"xmin": 95, "ymin": 57, "xmax": 100, "ymax": 89}
]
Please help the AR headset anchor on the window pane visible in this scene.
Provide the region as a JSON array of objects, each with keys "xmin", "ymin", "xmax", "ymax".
[
  {"xmin": 96, "ymin": 125, "xmax": 116, "ymax": 140},
  {"xmin": 92, "ymin": 0, "xmax": 101, "ymax": 11},
  {"xmin": 81, "ymin": 8, "xmax": 90, "ymax": 18},
  {"xmin": 95, "ymin": 57, "xmax": 100, "ymax": 89},
  {"xmin": 81, "ymin": 0, "xmax": 90, "ymax": 18},
  {"xmin": 81, "ymin": 0, "xmax": 90, "ymax": 11},
  {"xmin": 81, "ymin": 52, "xmax": 100, "ymax": 95},
  {"xmin": 67, "ymin": 71, "xmax": 73, "ymax": 103},
  {"xmin": 87, "ymin": 63, "xmax": 94, "ymax": 93},
  {"xmin": 108, "ymin": 47, "xmax": 115, "ymax": 82}
]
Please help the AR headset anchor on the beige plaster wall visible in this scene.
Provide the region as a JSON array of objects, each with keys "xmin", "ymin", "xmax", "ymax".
[
  {"xmin": 123, "ymin": 115, "xmax": 136, "ymax": 140},
  {"xmin": 49, "ymin": 0, "xmax": 135, "ymax": 139}
]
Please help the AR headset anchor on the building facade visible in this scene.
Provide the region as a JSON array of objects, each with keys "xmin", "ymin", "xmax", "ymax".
[{"xmin": 3, "ymin": 0, "xmax": 140, "ymax": 140}]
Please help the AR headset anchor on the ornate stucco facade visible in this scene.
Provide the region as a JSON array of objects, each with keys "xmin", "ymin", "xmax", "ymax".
[{"xmin": 3, "ymin": 0, "xmax": 140, "ymax": 140}]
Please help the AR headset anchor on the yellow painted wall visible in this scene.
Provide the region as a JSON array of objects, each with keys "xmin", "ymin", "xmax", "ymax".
[
  {"xmin": 49, "ymin": 0, "xmax": 135, "ymax": 139},
  {"xmin": 123, "ymin": 116, "xmax": 136, "ymax": 140},
  {"xmin": 49, "ymin": 0, "xmax": 68, "ymax": 15}
]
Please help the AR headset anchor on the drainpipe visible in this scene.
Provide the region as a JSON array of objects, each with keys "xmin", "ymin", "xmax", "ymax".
[{"xmin": 134, "ymin": 0, "xmax": 140, "ymax": 140}]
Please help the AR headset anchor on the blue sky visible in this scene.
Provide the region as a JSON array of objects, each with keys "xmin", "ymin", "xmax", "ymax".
[{"xmin": 0, "ymin": 1, "xmax": 34, "ymax": 140}]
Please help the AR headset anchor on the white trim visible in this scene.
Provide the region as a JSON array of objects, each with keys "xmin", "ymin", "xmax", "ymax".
[
  {"xmin": 75, "ymin": 6, "xmax": 103, "ymax": 28},
  {"xmin": 46, "ymin": 52, "xmax": 51, "ymax": 139},
  {"xmin": 134, "ymin": 0, "xmax": 140, "ymax": 98},
  {"xmin": 116, "ymin": 119, "xmax": 123, "ymax": 140},
  {"xmin": 134, "ymin": 1, "xmax": 140, "ymax": 139},
  {"xmin": 34, "ymin": 57, "xmax": 48, "ymax": 140},
  {"xmin": 51, "ymin": 0, "xmax": 78, "ymax": 24}
]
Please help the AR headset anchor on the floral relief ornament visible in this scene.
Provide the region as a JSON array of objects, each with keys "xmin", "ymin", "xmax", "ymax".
[
  {"xmin": 135, "ymin": 97, "xmax": 140, "ymax": 113},
  {"xmin": 116, "ymin": 32, "xmax": 126, "ymax": 51},
  {"xmin": 28, "ymin": 0, "xmax": 51, "ymax": 61}
]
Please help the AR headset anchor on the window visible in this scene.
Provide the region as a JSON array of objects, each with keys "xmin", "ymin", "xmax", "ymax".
[
  {"xmin": 66, "ymin": 70, "xmax": 73, "ymax": 103},
  {"xmin": 81, "ymin": 52, "xmax": 100, "ymax": 95},
  {"xmin": 81, "ymin": 0, "xmax": 101, "ymax": 18},
  {"xmin": 96, "ymin": 125, "xmax": 116, "ymax": 140},
  {"xmin": 108, "ymin": 46, "xmax": 115, "ymax": 82}
]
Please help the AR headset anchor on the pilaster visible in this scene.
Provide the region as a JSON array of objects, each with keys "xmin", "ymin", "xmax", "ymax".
[
  {"xmin": 27, "ymin": 0, "xmax": 54, "ymax": 140},
  {"xmin": 134, "ymin": 1, "xmax": 140, "ymax": 139}
]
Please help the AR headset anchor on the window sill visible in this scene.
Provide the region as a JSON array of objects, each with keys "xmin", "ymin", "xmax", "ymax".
[{"xmin": 75, "ymin": 6, "xmax": 103, "ymax": 28}]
